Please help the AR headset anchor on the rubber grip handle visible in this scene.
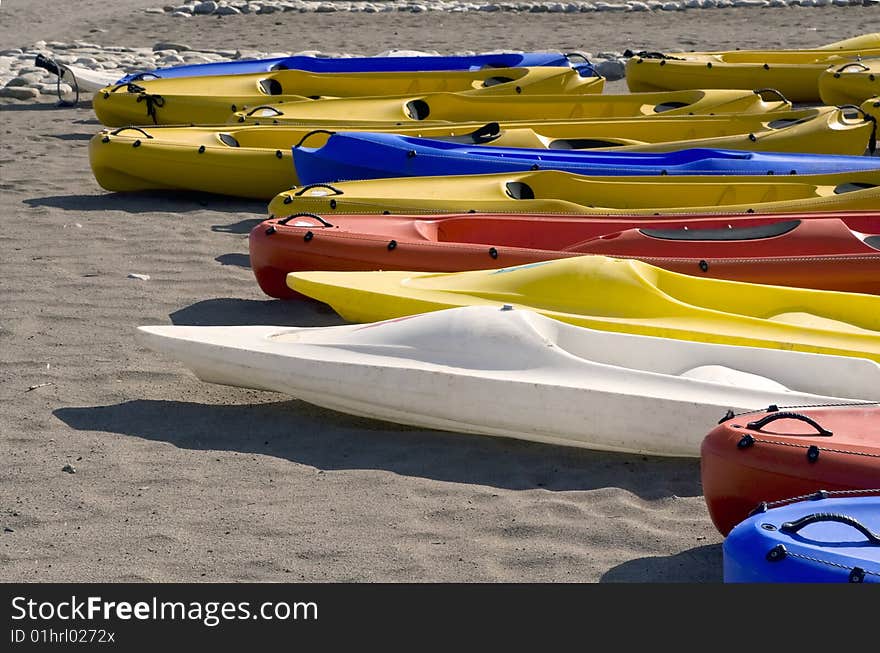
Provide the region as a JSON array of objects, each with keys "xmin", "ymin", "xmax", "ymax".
[
  {"xmin": 109, "ymin": 126, "xmax": 154, "ymax": 138},
  {"xmin": 276, "ymin": 212, "xmax": 333, "ymax": 227},
  {"xmin": 833, "ymin": 62, "xmax": 871, "ymax": 75},
  {"xmin": 781, "ymin": 513, "xmax": 880, "ymax": 545},
  {"xmin": 244, "ymin": 105, "xmax": 284, "ymax": 117},
  {"xmin": 753, "ymin": 87, "xmax": 791, "ymax": 105},
  {"xmin": 745, "ymin": 411, "xmax": 833, "ymax": 437},
  {"xmin": 293, "ymin": 183, "xmax": 344, "ymax": 197},
  {"xmin": 293, "ymin": 129, "xmax": 337, "ymax": 149}
]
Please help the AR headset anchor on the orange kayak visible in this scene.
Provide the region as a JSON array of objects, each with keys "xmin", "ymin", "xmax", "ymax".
[
  {"xmin": 701, "ymin": 403, "xmax": 880, "ymax": 537},
  {"xmin": 249, "ymin": 211, "xmax": 880, "ymax": 299}
]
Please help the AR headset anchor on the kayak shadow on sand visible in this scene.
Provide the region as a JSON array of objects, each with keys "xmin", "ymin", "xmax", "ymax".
[
  {"xmin": 215, "ymin": 253, "xmax": 251, "ymax": 269},
  {"xmin": 23, "ymin": 190, "xmax": 266, "ymax": 215},
  {"xmin": 600, "ymin": 543, "xmax": 723, "ymax": 583},
  {"xmin": 168, "ymin": 296, "xmax": 343, "ymax": 328},
  {"xmin": 52, "ymin": 397, "xmax": 704, "ymax": 496},
  {"xmin": 212, "ymin": 218, "xmax": 266, "ymax": 235}
]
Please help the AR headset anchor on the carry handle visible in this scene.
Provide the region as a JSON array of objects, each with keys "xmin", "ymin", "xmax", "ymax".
[
  {"xmin": 244, "ymin": 105, "xmax": 284, "ymax": 117},
  {"xmin": 276, "ymin": 212, "xmax": 334, "ymax": 227},
  {"xmin": 781, "ymin": 513, "xmax": 880, "ymax": 545},
  {"xmin": 745, "ymin": 411, "xmax": 833, "ymax": 437},
  {"xmin": 109, "ymin": 126, "xmax": 154, "ymax": 139},
  {"xmin": 293, "ymin": 129, "xmax": 337, "ymax": 149},
  {"xmin": 753, "ymin": 88, "xmax": 791, "ymax": 105},
  {"xmin": 836, "ymin": 104, "xmax": 877, "ymax": 154},
  {"xmin": 832, "ymin": 62, "xmax": 871, "ymax": 75},
  {"xmin": 293, "ymin": 183, "xmax": 344, "ymax": 197}
]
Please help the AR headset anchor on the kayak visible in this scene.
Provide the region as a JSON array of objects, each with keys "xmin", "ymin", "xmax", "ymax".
[
  {"xmin": 92, "ymin": 66, "xmax": 604, "ymax": 126},
  {"xmin": 114, "ymin": 51, "xmax": 594, "ymax": 83},
  {"xmin": 819, "ymin": 58, "xmax": 880, "ymax": 106},
  {"xmin": 286, "ymin": 255, "xmax": 880, "ymax": 363},
  {"xmin": 249, "ymin": 212, "xmax": 880, "ymax": 298},
  {"xmin": 135, "ymin": 306, "xmax": 879, "ymax": 458},
  {"xmin": 702, "ymin": 403, "xmax": 880, "ymax": 536},
  {"xmin": 291, "ymin": 131, "xmax": 880, "ymax": 185},
  {"xmin": 232, "ymin": 88, "xmax": 790, "ymax": 125},
  {"xmin": 624, "ymin": 33, "xmax": 880, "ymax": 102},
  {"xmin": 88, "ymin": 105, "xmax": 875, "ymax": 200},
  {"xmin": 268, "ymin": 168, "xmax": 880, "ymax": 216},
  {"xmin": 723, "ymin": 490, "xmax": 880, "ymax": 583}
]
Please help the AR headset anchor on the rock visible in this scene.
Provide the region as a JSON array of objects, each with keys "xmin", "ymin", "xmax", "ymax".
[
  {"xmin": 3, "ymin": 527, "xmax": 14, "ymax": 533},
  {"xmin": 144, "ymin": 7, "xmax": 167, "ymax": 14},
  {"xmin": 62, "ymin": 464, "xmax": 77, "ymax": 474},
  {"xmin": 194, "ymin": 0, "xmax": 219, "ymax": 13},
  {"xmin": 171, "ymin": 11, "xmax": 194, "ymax": 17},
  {"xmin": 153, "ymin": 42, "xmax": 191, "ymax": 52},
  {"xmin": 0, "ymin": 49, "xmax": 24, "ymax": 56},
  {"xmin": 257, "ymin": 4, "xmax": 280, "ymax": 13},
  {"xmin": 594, "ymin": 58, "xmax": 626, "ymax": 80},
  {"xmin": 216, "ymin": 5, "xmax": 242, "ymax": 14},
  {"xmin": 6, "ymin": 74, "xmax": 42, "ymax": 87}
]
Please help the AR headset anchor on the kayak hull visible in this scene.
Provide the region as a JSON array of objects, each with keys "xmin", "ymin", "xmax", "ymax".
[
  {"xmin": 702, "ymin": 404, "xmax": 880, "ymax": 536},
  {"xmin": 249, "ymin": 212, "xmax": 880, "ymax": 299},
  {"xmin": 723, "ymin": 491, "xmax": 880, "ymax": 583},
  {"xmin": 136, "ymin": 306, "xmax": 880, "ymax": 458}
]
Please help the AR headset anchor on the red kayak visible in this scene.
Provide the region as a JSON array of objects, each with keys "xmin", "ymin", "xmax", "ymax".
[
  {"xmin": 700, "ymin": 403, "xmax": 880, "ymax": 537},
  {"xmin": 248, "ymin": 210, "xmax": 880, "ymax": 299}
]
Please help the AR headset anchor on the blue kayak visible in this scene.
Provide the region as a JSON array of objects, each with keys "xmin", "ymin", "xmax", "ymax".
[
  {"xmin": 723, "ymin": 491, "xmax": 880, "ymax": 583},
  {"xmin": 115, "ymin": 51, "xmax": 594, "ymax": 84},
  {"xmin": 292, "ymin": 130, "xmax": 880, "ymax": 185}
]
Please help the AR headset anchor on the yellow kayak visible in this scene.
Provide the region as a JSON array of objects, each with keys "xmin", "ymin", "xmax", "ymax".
[
  {"xmin": 92, "ymin": 65, "xmax": 604, "ymax": 126},
  {"xmin": 231, "ymin": 88, "xmax": 789, "ymax": 125},
  {"xmin": 819, "ymin": 58, "xmax": 880, "ymax": 106},
  {"xmin": 89, "ymin": 106, "xmax": 873, "ymax": 200},
  {"xmin": 864, "ymin": 96, "xmax": 880, "ymax": 122},
  {"xmin": 268, "ymin": 168, "xmax": 880, "ymax": 217},
  {"xmin": 624, "ymin": 33, "xmax": 880, "ymax": 102},
  {"xmin": 287, "ymin": 256, "xmax": 880, "ymax": 363}
]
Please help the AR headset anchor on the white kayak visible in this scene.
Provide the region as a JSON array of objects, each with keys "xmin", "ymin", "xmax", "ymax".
[{"xmin": 136, "ymin": 306, "xmax": 880, "ymax": 458}]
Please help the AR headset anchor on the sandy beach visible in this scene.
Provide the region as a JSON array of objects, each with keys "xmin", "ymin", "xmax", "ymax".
[{"xmin": 1, "ymin": 1, "xmax": 877, "ymax": 583}]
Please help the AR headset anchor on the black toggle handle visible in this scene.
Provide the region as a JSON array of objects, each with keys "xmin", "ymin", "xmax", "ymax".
[
  {"xmin": 244, "ymin": 105, "xmax": 284, "ymax": 117},
  {"xmin": 745, "ymin": 411, "xmax": 833, "ymax": 437},
  {"xmin": 276, "ymin": 212, "xmax": 334, "ymax": 227},
  {"xmin": 109, "ymin": 126, "xmax": 154, "ymax": 138},
  {"xmin": 293, "ymin": 129, "xmax": 337, "ymax": 149},
  {"xmin": 293, "ymin": 183, "xmax": 344, "ymax": 197},
  {"xmin": 753, "ymin": 88, "xmax": 791, "ymax": 105},
  {"xmin": 832, "ymin": 62, "xmax": 871, "ymax": 75},
  {"xmin": 781, "ymin": 513, "xmax": 880, "ymax": 545}
]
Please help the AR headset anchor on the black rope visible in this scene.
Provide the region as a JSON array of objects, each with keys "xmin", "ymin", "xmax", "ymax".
[
  {"xmin": 623, "ymin": 49, "xmax": 686, "ymax": 61},
  {"xmin": 108, "ymin": 82, "xmax": 166, "ymax": 125}
]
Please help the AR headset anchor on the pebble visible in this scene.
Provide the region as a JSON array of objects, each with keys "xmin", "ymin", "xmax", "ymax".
[
  {"xmin": 62, "ymin": 463, "xmax": 77, "ymax": 474},
  {"xmin": 0, "ymin": 86, "xmax": 40, "ymax": 99}
]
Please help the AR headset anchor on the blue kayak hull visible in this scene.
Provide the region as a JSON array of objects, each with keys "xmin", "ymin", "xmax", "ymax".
[
  {"xmin": 723, "ymin": 492, "xmax": 880, "ymax": 583},
  {"xmin": 292, "ymin": 131, "xmax": 880, "ymax": 185},
  {"xmin": 115, "ymin": 52, "xmax": 590, "ymax": 84}
]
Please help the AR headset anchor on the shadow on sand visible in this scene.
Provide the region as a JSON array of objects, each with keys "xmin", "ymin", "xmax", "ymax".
[
  {"xmin": 54, "ymin": 397, "xmax": 703, "ymax": 496},
  {"xmin": 600, "ymin": 543, "xmax": 723, "ymax": 583},
  {"xmin": 23, "ymin": 191, "xmax": 266, "ymax": 215}
]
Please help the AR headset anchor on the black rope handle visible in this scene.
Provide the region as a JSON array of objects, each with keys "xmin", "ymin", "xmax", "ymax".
[
  {"xmin": 34, "ymin": 55, "xmax": 79, "ymax": 107},
  {"xmin": 745, "ymin": 411, "xmax": 833, "ymax": 437},
  {"xmin": 292, "ymin": 183, "xmax": 344, "ymax": 197},
  {"xmin": 293, "ymin": 129, "xmax": 337, "ymax": 149},
  {"xmin": 109, "ymin": 126, "xmax": 154, "ymax": 138},
  {"xmin": 276, "ymin": 212, "xmax": 334, "ymax": 227},
  {"xmin": 832, "ymin": 62, "xmax": 871, "ymax": 76},
  {"xmin": 753, "ymin": 87, "xmax": 791, "ymax": 106},
  {"xmin": 622, "ymin": 49, "xmax": 685, "ymax": 61},
  {"xmin": 126, "ymin": 72, "xmax": 161, "ymax": 82},
  {"xmin": 244, "ymin": 105, "xmax": 284, "ymax": 117},
  {"xmin": 781, "ymin": 513, "xmax": 880, "ymax": 545}
]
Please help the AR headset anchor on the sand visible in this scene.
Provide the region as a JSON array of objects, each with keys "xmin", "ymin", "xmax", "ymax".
[{"xmin": 1, "ymin": 1, "xmax": 876, "ymax": 583}]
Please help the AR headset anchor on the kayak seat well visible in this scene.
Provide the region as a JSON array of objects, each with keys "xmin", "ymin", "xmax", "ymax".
[
  {"xmin": 639, "ymin": 220, "xmax": 800, "ymax": 241},
  {"xmin": 259, "ymin": 78, "xmax": 283, "ymax": 96}
]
